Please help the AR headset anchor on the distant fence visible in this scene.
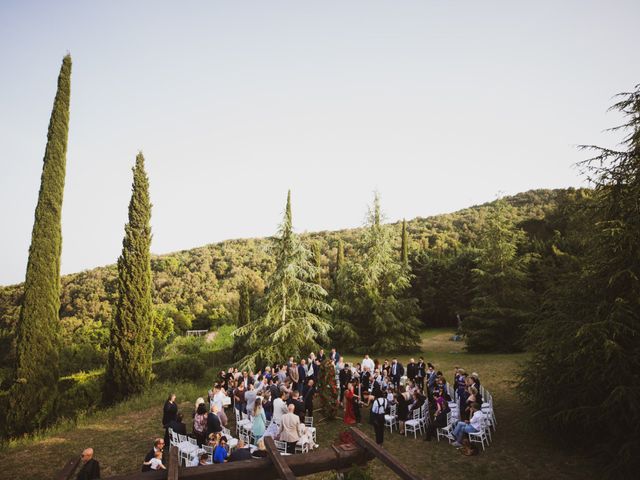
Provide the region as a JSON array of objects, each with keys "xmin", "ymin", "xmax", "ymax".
[{"xmin": 185, "ymin": 330, "xmax": 208, "ymax": 337}]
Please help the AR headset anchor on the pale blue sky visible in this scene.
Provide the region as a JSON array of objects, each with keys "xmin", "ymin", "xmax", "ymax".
[{"xmin": 1, "ymin": 0, "xmax": 639, "ymax": 285}]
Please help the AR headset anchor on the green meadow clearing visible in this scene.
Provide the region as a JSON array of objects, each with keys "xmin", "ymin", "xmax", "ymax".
[{"xmin": 0, "ymin": 330, "xmax": 597, "ymax": 480}]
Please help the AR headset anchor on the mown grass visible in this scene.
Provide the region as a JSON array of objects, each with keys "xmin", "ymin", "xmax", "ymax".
[{"xmin": 0, "ymin": 331, "xmax": 597, "ymax": 480}]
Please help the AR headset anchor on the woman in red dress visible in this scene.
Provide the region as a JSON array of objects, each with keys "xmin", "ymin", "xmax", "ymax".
[{"xmin": 343, "ymin": 382, "xmax": 357, "ymax": 425}]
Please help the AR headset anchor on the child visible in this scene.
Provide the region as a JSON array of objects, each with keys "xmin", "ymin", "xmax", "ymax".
[{"xmin": 143, "ymin": 450, "xmax": 166, "ymax": 470}]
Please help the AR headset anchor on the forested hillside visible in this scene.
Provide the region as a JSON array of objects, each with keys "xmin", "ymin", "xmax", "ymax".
[{"xmin": 0, "ymin": 187, "xmax": 581, "ymax": 381}]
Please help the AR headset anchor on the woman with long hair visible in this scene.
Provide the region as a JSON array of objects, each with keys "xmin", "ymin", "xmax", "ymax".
[
  {"xmin": 252, "ymin": 398, "xmax": 267, "ymax": 442},
  {"xmin": 162, "ymin": 393, "xmax": 177, "ymax": 427}
]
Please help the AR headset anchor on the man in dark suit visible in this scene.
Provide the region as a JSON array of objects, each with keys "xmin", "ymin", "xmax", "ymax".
[
  {"xmin": 416, "ymin": 357, "xmax": 426, "ymax": 391},
  {"xmin": 207, "ymin": 405, "xmax": 222, "ymax": 436},
  {"xmin": 142, "ymin": 438, "xmax": 164, "ymax": 472},
  {"xmin": 76, "ymin": 448, "xmax": 100, "ymax": 480},
  {"xmin": 330, "ymin": 348, "xmax": 340, "ymax": 364},
  {"xmin": 391, "ymin": 358, "xmax": 404, "ymax": 388},
  {"xmin": 303, "ymin": 378, "xmax": 316, "ymax": 418},
  {"xmin": 406, "ymin": 358, "xmax": 417, "ymax": 382},
  {"xmin": 317, "ymin": 349, "xmax": 326, "ymax": 362},
  {"xmin": 297, "ymin": 359, "xmax": 307, "ymax": 392},
  {"xmin": 338, "ymin": 364, "xmax": 351, "ymax": 404},
  {"xmin": 228, "ymin": 439, "xmax": 252, "ymax": 462}
]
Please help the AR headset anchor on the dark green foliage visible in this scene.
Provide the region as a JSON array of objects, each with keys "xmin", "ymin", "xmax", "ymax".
[
  {"xmin": 232, "ymin": 282, "xmax": 251, "ymax": 360},
  {"xmin": 338, "ymin": 193, "xmax": 421, "ymax": 353},
  {"xmin": 520, "ymin": 86, "xmax": 640, "ymax": 477},
  {"xmin": 6, "ymin": 55, "xmax": 72, "ymax": 436},
  {"xmin": 463, "ymin": 200, "xmax": 533, "ymax": 352},
  {"xmin": 335, "ymin": 239, "xmax": 345, "ymax": 275},
  {"xmin": 400, "ymin": 218, "xmax": 409, "ymax": 267},
  {"xmin": 104, "ymin": 153, "xmax": 153, "ymax": 403},
  {"xmin": 233, "ymin": 192, "xmax": 332, "ymax": 368},
  {"xmin": 411, "ymin": 249, "xmax": 475, "ymax": 328}
]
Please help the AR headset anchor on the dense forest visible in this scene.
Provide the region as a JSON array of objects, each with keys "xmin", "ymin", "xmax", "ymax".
[{"xmin": 0, "ymin": 187, "xmax": 579, "ymax": 381}]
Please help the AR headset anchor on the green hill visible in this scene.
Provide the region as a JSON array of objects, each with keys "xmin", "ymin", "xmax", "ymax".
[{"xmin": 0, "ymin": 187, "xmax": 583, "ymax": 381}]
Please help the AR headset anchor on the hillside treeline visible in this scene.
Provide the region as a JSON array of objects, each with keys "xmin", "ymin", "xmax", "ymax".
[{"xmin": 0, "ymin": 187, "xmax": 576, "ymax": 381}]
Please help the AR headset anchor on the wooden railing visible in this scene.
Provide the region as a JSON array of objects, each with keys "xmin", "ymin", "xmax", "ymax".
[{"xmin": 55, "ymin": 427, "xmax": 425, "ymax": 480}]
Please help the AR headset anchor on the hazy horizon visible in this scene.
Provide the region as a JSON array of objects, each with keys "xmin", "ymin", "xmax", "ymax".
[{"xmin": 2, "ymin": 0, "xmax": 639, "ymax": 285}]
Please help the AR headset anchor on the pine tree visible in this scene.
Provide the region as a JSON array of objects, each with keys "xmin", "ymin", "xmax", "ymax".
[
  {"xmin": 342, "ymin": 193, "xmax": 421, "ymax": 352},
  {"xmin": 7, "ymin": 55, "xmax": 72, "ymax": 435},
  {"xmin": 104, "ymin": 153, "xmax": 153, "ymax": 403},
  {"xmin": 401, "ymin": 218, "xmax": 409, "ymax": 267},
  {"xmin": 463, "ymin": 200, "xmax": 532, "ymax": 352},
  {"xmin": 520, "ymin": 85, "xmax": 640, "ymax": 477},
  {"xmin": 233, "ymin": 191, "xmax": 332, "ymax": 368}
]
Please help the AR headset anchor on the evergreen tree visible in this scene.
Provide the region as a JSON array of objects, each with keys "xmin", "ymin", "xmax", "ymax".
[
  {"xmin": 104, "ymin": 153, "xmax": 153, "ymax": 403},
  {"xmin": 401, "ymin": 219, "xmax": 409, "ymax": 267},
  {"xmin": 520, "ymin": 85, "xmax": 640, "ymax": 477},
  {"xmin": 7, "ymin": 55, "xmax": 72, "ymax": 435},
  {"xmin": 342, "ymin": 193, "xmax": 421, "ymax": 352},
  {"xmin": 234, "ymin": 191, "xmax": 332, "ymax": 368},
  {"xmin": 313, "ymin": 241, "xmax": 322, "ymax": 285},
  {"xmin": 463, "ymin": 200, "xmax": 532, "ymax": 352}
]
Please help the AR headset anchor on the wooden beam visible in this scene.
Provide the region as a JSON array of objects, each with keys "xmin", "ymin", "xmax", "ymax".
[
  {"xmin": 263, "ymin": 436, "xmax": 297, "ymax": 480},
  {"xmin": 349, "ymin": 427, "xmax": 426, "ymax": 480},
  {"xmin": 54, "ymin": 456, "xmax": 81, "ymax": 480},
  {"xmin": 167, "ymin": 446, "xmax": 179, "ymax": 480}
]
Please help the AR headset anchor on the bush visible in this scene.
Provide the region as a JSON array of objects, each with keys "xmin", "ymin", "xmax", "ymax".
[{"xmin": 57, "ymin": 370, "xmax": 105, "ymax": 418}]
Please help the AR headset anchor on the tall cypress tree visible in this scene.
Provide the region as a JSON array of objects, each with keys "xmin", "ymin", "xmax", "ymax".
[
  {"xmin": 104, "ymin": 153, "xmax": 153, "ymax": 403},
  {"xmin": 401, "ymin": 218, "xmax": 409, "ymax": 267},
  {"xmin": 238, "ymin": 282, "xmax": 251, "ymax": 326},
  {"xmin": 313, "ymin": 241, "xmax": 322, "ymax": 285},
  {"xmin": 234, "ymin": 191, "xmax": 331, "ymax": 368},
  {"xmin": 7, "ymin": 55, "xmax": 72, "ymax": 435},
  {"xmin": 336, "ymin": 239, "xmax": 345, "ymax": 274}
]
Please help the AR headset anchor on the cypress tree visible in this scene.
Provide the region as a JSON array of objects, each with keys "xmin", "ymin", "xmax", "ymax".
[
  {"xmin": 238, "ymin": 282, "xmax": 251, "ymax": 326},
  {"xmin": 313, "ymin": 241, "xmax": 322, "ymax": 285},
  {"xmin": 7, "ymin": 55, "xmax": 72, "ymax": 435},
  {"xmin": 104, "ymin": 153, "xmax": 153, "ymax": 403},
  {"xmin": 336, "ymin": 239, "xmax": 345, "ymax": 273},
  {"xmin": 401, "ymin": 218, "xmax": 409, "ymax": 267},
  {"xmin": 234, "ymin": 191, "xmax": 331, "ymax": 368}
]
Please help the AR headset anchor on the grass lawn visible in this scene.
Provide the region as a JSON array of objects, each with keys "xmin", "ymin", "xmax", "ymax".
[{"xmin": 0, "ymin": 330, "xmax": 597, "ymax": 480}]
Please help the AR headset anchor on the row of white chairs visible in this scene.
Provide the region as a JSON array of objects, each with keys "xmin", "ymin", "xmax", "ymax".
[
  {"xmin": 168, "ymin": 426, "xmax": 240, "ymax": 466},
  {"xmin": 384, "ymin": 402, "xmax": 430, "ymax": 438}
]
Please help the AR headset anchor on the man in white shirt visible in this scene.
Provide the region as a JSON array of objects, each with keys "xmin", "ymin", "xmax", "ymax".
[
  {"xmin": 452, "ymin": 403, "xmax": 483, "ymax": 447},
  {"xmin": 370, "ymin": 394, "xmax": 388, "ymax": 445},
  {"xmin": 362, "ymin": 355, "xmax": 375, "ymax": 372},
  {"xmin": 212, "ymin": 385, "xmax": 228, "ymax": 426},
  {"xmin": 272, "ymin": 391, "xmax": 289, "ymax": 424}
]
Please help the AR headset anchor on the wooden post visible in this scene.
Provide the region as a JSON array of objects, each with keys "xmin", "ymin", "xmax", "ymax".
[
  {"xmin": 167, "ymin": 445, "xmax": 180, "ymax": 480},
  {"xmin": 263, "ymin": 436, "xmax": 297, "ymax": 480},
  {"xmin": 349, "ymin": 427, "xmax": 426, "ymax": 480},
  {"xmin": 54, "ymin": 456, "xmax": 81, "ymax": 480}
]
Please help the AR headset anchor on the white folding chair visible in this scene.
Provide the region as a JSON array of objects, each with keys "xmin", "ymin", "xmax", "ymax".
[
  {"xmin": 202, "ymin": 445, "xmax": 214, "ymax": 464},
  {"xmin": 468, "ymin": 415, "xmax": 490, "ymax": 451},
  {"xmin": 436, "ymin": 412, "xmax": 455, "ymax": 443},
  {"xmin": 274, "ymin": 439, "xmax": 291, "ymax": 455},
  {"xmin": 385, "ymin": 404, "xmax": 397, "ymax": 433},
  {"xmin": 404, "ymin": 409, "xmax": 422, "ymax": 438}
]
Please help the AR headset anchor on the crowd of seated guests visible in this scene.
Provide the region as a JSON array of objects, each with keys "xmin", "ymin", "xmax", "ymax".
[{"xmin": 148, "ymin": 348, "xmax": 488, "ymax": 471}]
